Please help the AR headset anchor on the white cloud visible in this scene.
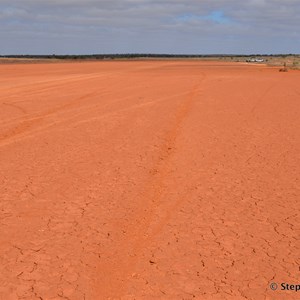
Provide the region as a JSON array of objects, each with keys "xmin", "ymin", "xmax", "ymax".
[{"xmin": 0, "ymin": 0, "xmax": 299, "ymax": 54}]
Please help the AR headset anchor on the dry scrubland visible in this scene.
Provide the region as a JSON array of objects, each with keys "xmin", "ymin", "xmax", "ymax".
[
  {"xmin": 261, "ymin": 55, "xmax": 300, "ymax": 69},
  {"xmin": 1, "ymin": 55, "xmax": 300, "ymax": 70},
  {"xmin": 191, "ymin": 56, "xmax": 300, "ymax": 69},
  {"xmin": 0, "ymin": 61, "xmax": 299, "ymax": 299}
]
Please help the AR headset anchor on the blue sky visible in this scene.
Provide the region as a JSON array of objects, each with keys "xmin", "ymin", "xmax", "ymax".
[
  {"xmin": 0, "ymin": 0, "xmax": 300, "ymax": 55},
  {"xmin": 177, "ymin": 11, "xmax": 231, "ymax": 24}
]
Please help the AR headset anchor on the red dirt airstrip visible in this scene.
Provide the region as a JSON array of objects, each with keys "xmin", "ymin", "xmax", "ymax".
[{"xmin": 0, "ymin": 61, "xmax": 299, "ymax": 300}]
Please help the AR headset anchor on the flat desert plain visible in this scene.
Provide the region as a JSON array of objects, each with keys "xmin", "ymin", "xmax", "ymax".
[{"xmin": 0, "ymin": 61, "xmax": 299, "ymax": 300}]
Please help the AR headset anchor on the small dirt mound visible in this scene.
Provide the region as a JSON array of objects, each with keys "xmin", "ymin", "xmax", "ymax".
[
  {"xmin": 279, "ymin": 67, "xmax": 288, "ymax": 72},
  {"xmin": 279, "ymin": 63, "xmax": 288, "ymax": 72}
]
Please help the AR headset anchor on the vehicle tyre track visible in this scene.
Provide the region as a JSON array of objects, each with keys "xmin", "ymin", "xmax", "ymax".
[
  {"xmin": 94, "ymin": 74, "xmax": 206, "ymax": 298},
  {"xmin": 0, "ymin": 91, "xmax": 97, "ymax": 145}
]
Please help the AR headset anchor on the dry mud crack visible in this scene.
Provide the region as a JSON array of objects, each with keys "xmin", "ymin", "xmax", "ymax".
[{"xmin": 0, "ymin": 61, "xmax": 299, "ymax": 300}]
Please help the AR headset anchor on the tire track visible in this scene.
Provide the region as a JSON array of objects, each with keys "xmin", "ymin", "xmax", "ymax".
[
  {"xmin": 0, "ymin": 73, "xmax": 106, "ymax": 97},
  {"xmin": 0, "ymin": 90, "xmax": 191, "ymax": 151},
  {"xmin": 2, "ymin": 102, "xmax": 27, "ymax": 115},
  {"xmin": 0, "ymin": 91, "xmax": 97, "ymax": 145},
  {"xmin": 94, "ymin": 74, "xmax": 206, "ymax": 298},
  {"xmin": 0, "ymin": 76, "xmax": 190, "ymax": 148}
]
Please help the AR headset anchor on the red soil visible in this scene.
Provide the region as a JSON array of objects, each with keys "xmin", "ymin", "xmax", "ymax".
[{"xmin": 0, "ymin": 61, "xmax": 299, "ymax": 300}]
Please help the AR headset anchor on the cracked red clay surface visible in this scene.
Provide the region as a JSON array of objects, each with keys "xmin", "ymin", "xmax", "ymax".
[{"xmin": 0, "ymin": 61, "xmax": 299, "ymax": 300}]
